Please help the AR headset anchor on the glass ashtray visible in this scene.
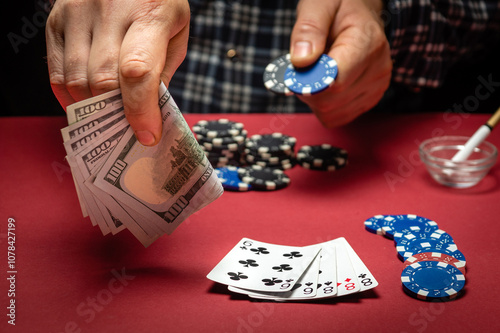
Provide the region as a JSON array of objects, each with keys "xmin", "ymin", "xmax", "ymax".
[{"xmin": 419, "ymin": 136, "xmax": 497, "ymax": 188}]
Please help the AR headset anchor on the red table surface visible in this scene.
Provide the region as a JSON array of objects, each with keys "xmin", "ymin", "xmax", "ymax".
[{"xmin": 1, "ymin": 112, "xmax": 500, "ymax": 333}]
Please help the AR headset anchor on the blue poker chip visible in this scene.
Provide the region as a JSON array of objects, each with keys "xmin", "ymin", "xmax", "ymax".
[
  {"xmin": 215, "ymin": 167, "xmax": 252, "ymax": 192},
  {"xmin": 382, "ymin": 214, "xmax": 439, "ymax": 239},
  {"xmin": 393, "ymin": 228, "xmax": 455, "ymax": 245},
  {"xmin": 396, "ymin": 234, "xmax": 460, "ymax": 262},
  {"xmin": 417, "ymin": 246, "xmax": 467, "ymax": 267},
  {"xmin": 401, "ymin": 260, "xmax": 466, "ymax": 301},
  {"xmin": 284, "ymin": 54, "xmax": 338, "ymax": 95},
  {"xmin": 364, "ymin": 215, "xmax": 390, "ymax": 235}
]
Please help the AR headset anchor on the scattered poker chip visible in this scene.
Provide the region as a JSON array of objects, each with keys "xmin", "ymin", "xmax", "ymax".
[
  {"xmin": 416, "ymin": 246, "xmax": 466, "ymax": 266},
  {"xmin": 215, "ymin": 167, "xmax": 252, "ymax": 192},
  {"xmin": 284, "ymin": 54, "xmax": 338, "ymax": 95},
  {"xmin": 245, "ymin": 133, "xmax": 297, "ymax": 155},
  {"xmin": 401, "ymin": 261, "xmax": 466, "ymax": 301},
  {"xmin": 193, "ymin": 119, "xmax": 245, "ymax": 138},
  {"xmin": 381, "ymin": 214, "xmax": 439, "ymax": 239},
  {"xmin": 196, "ymin": 129, "xmax": 247, "ymax": 142},
  {"xmin": 237, "ymin": 165, "xmax": 290, "ymax": 191},
  {"xmin": 263, "ymin": 54, "xmax": 294, "ymax": 96},
  {"xmin": 252, "ymin": 160, "xmax": 295, "ymax": 171},
  {"xmin": 364, "ymin": 214, "xmax": 390, "ymax": 235},
  {"xmin": 193, "ymin": 119, "xmax": 247, "ymax": 169},
  {"xmin": 396, "ymin": 232, "xmax": 457, "ymax": 261},
  {"xmin": 296, "ymin": 144, "xmax": 348, "ymax": 171},
  {"xmin": 197, "ymin": 134, "xmax": 246, "ymax": 147},
  {"xmin": 245, "ymin": 153, "xmax": 294, "ymax": 164},
  {"xmin": 244, "ymin": 148, "xmax": 294, "ymax": 161},
  {"xmin": 393, "ymin": 229, "xmax": 454, "ymax": 246},
  {"xmin": 202, "ymin": 141, "xmax": 241, "ymax": 152},
  {"xmin": 363, "ymin": 214, "xmax": 467, "ymax": 301},
  {"xmin": 404, "ymin": 252, "xmax": 466, "ymax": 275}
]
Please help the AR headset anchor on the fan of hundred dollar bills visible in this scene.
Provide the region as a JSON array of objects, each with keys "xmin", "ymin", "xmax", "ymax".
[{"xmin": 61, "ymin": 83, "xmax": 223, "ymax": 247}]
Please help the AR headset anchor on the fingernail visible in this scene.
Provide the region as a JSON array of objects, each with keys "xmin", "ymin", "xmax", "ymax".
[
  {"xmin": 293, "ymin": 41, "xmax": 312, "ymax": 58},
  {"xmin": 135, "ymin": 130, "xmax": 156, "ymax": 146}
]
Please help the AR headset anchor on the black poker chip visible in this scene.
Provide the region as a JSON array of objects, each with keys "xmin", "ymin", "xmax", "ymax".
[
  {"xmin": 201, "ymin": 141, "xmax": 243, "ymax": 153},
  {"xmin": 237, "ymin": 165, "xmax": 291, "ymax": 191},
  {"xmin": 296, "ymin": 144, "xmax": 348, "ymax": 171},
  {"xmin": 245, "ymin": 133, "xmax": 297, "ymax": 155},
  {"xmin": 251, "ymin": 159, "xmax": 295, "ymax": 170},
  {"xmin": 263, "ymin": 54, "xmax": 294, "ymax": 96},
  {"xmin": 192, "ymin": 119, "xmax": 245, "ymax": 138},
  {"xmin": 247, "ymin": 152, "xmax": 294, "ymax": 163},
  {"xmin": 192, "ymin": 119, "xmax": 248, "ymax": 169},
  {"xmin": 196, "ymin": 133, "xmax": 246, "ymax": 147}
]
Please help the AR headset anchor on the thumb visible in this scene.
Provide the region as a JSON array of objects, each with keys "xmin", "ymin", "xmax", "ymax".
[
  {"xmin": 119, "ymin": 22, "xmax": 166, "ymax": 146},
  {"xmin": 290, "ymin": 0, "xmax": 338, "ymax": 68}
]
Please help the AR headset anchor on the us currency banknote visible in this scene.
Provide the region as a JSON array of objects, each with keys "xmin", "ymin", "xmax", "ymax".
[{"xmin": 61, "ymin": 83, "xmax": 224, "ymax": 246}]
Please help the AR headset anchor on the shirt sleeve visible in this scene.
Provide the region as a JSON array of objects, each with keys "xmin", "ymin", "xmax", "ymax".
[{"xmin": 386, "ymin": 0, "xmax": 500, "ymax": 88}]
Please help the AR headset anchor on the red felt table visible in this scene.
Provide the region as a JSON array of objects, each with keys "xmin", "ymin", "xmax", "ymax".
[{"xmin": 1, "ymin": 112, "xmax": 500, "ymax": 333}]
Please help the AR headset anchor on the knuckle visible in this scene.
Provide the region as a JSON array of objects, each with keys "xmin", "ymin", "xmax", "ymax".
[
  {"xmin": 89, "ymin": 56, "xmax": 120, "ymax": 91},
  {"xmin": 294, "ymin": 19, "xmax": 324, "ymax": 36},
  {"xmin": 120, "ymin": 50, "xmax": 155, "ymax": 80},
  {"xmin": 49, "ymin": 71, "xmax": 65, "ymax": 86},
  {"xmin": 65, "ymin": 76, "xmax": 89, "ymax": 91},
  {"xmin": 89, "ymin": 74, "xmax": 119, "ymax": 92},
  {"xmin": 130, "ymin": 0, "xmax": 169, "ymax": 23}
]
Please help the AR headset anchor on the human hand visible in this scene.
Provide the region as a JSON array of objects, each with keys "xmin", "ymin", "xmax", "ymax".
[
  {"xmin": 46, "ymin": 0, "xmax": 190, "ymax": 145},
  {"xmin": 290, "ymin": 0, "xmax": 392, "ymax": 128}
]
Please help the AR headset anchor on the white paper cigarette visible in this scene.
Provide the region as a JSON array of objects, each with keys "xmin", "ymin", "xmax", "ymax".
[
  {"xmin": 451, "ymin": 107, "xmax": 500, "ymax": 162},
  {"xmin": 451, "ymin": 125, "xmax": 491, "ymax": 162}
]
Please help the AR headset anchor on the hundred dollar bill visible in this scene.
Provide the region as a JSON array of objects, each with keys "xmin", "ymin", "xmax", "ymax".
[
  {"xmin": 66, "ymin": 88, "xmax": 123, "ymax": 124},
  {"xmin": 93, "ymin": 82, "xmax": 223, "ymax": 236},
  {"xmin": 69, "ymin": 120, "xmax": 130, "ymax": 235},
  {"xmin": 61, "ymin": 102, "xmax": 124, "ymax": 141},
  {"xmin": 61, "ymin": 89, "xmax": 123, "ymax": 218}
]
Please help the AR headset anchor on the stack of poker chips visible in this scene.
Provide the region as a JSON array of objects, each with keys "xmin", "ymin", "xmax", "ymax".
[
  {"xmin": 191, "ymin": 119, "xmax": 350, "ymax": 192},
  {"xmin": 364, "ymin": 214, "xmax": 467, "ymax": 301},
  {"xmin": 192, "ymin": 119, "xmax": 247, "ymax": 168},
  {"xmin": 296, "ymin": 144, "xmax": 348, "ymax": 171},
  {"xmin": 244, "ymin": 133, "xmax": 296, "ymax": 170}
]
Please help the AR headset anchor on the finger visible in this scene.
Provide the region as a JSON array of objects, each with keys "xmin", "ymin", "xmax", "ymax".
[
  {"xmin": 61, "ymin": 5, "xmax": 94, "ymax": 103},
  {"xmin": 310, "ymin": 76, "xmax": 389, "ymax": 128},
  {"xmin": 160, "ymin": 23, "xmax": 190, "ymax": 87},
  {"xmin": 119, "ymin": 21, "xmax": 168, "ymax": 146},
  {"xmin": 46, "ymin": 8, "xmax": 75, "ymax": 110},
  {"xmin": 290, "ymin": 0, "xmax": 338, "ymax": 68},
  {"xmin": 327, "ymin": 8, "xmax": 389, "ymax": 91},
  {"xmin": 87, "ymin": 8, "xmax": 125, "ymax": 95}
]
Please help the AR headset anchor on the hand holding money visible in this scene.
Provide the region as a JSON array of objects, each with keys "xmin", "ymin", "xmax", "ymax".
[{"xmin": 61, "ymin": 83, "xmax": 223, "ymax": 247}]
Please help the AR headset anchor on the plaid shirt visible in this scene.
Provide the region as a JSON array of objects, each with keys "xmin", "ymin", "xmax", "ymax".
[{"xmin": 168, "ymin": 0, "xmax": 500, "ymax": 114}]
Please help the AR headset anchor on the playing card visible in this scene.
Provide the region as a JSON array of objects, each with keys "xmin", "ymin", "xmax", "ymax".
[
  {"xmin": 229, "ymin": 249, "xmax": 322, "ymax": 300},
  {"xmin": 337, "ymin": 237, "xmax": 379, "ymax": 292},
  {"xmin": 312, "ymin": 240, "xmax": 338, "ymax": 299},
  {"xmin": 207, "ymin": 238, "xmax": 321, "ymax": 292},
  {"xmin": 332, "ymin": 238, "xmax": 360, "ymax": 296}
]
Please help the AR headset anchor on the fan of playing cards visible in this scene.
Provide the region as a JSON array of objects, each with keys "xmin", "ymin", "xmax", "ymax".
[{"xmin": 207, "ymin": 237, "xmax": 378, "ymax": 301}]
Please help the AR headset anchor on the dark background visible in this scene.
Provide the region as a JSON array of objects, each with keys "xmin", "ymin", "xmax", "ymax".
[{"xmin": 3, "ymin": 1, "xmax": 500, "ymax": 117}]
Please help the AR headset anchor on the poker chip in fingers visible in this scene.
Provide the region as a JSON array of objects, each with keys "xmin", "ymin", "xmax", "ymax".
[
  {"xmin": 284, "ymin": 54, "xmax": 338, "ymax": 95},
  {"xmin": 263, "ymin": 54, "xmax": 294, "ymax": 96}
]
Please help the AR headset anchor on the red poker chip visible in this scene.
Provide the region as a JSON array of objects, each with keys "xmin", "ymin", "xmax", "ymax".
[{"xmin": 403, "ymin": 252, "xmax": 466, "ymax": 275}]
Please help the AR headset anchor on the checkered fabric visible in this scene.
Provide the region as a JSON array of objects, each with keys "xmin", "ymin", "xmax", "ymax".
[
  {"xmin": 388, "ymin": 0, "xmax": 500, "ymax": 89},
  {"xmin": 168, "ymin": 0, "xmax": 500, "ymax": 113},
  {"xmin": 169, "ymin": 0, "xmax": 305, "ymax": 114}
]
